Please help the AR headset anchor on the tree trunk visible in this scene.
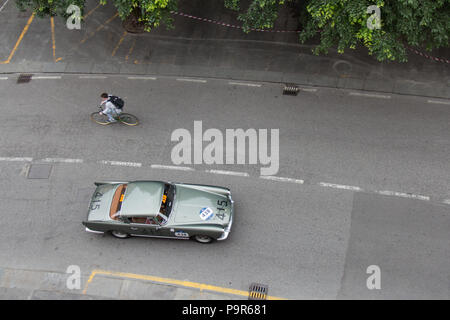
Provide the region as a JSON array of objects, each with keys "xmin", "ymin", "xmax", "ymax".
[{"xmin": 122, "ymin": 7, "xmax": 145, "ymax": 33}]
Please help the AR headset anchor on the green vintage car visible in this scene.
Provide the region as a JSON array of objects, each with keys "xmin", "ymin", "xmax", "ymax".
[{"xmin": 82, "ymin": 180, "xmax": 234, "ymax": 243}]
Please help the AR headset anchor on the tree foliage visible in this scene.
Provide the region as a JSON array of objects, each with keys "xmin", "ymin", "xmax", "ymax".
[{"xmin": 15, "ymin": 0, "xmax": 450, "ymax": 61}]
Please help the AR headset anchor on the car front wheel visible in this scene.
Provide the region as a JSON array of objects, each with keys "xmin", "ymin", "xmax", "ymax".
[
  {"xmin": 193, "ymin": 235, "xmax": 214, "ymax": 244},
  {"xmin": 111, "ymin": 230, "xmax": 130, "ymax": 239}
]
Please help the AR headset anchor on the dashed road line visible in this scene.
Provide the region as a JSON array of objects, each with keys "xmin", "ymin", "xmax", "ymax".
[
  {"xmin": 32, "ymin": 76, "xmax": 62, "ymax": 80},
  {"xmin": 427, "ymin": 99, "xmax": 450, "ymax": 105},
  {"xmin": 205, "ymin": 169, "xmax": 249, "ymax": 177},
  {"xmin": 151, "ymin": 164, "xmax": 194, "ymax": 171},
  {"xmin": 41, "ymin": 158, "xmax": 83, "ymax": 164},
  {"xmin": 0, "ymin": 77, "xmax": 7, "ymax": 80},
  {"xmin": 376, "ymin": 190, "xmax": 430, "ymax": 201},
  {"xmin": 229, "ymin": 81, "xmax": 262, "ymax": 87},
  {"xmin": 98, "ymin": 160, "xmax": 142, "ymax": 167},
  {"xmin": 319, "ymin": 182, "xmax": 363, "ymax": 192},
  {"xmin": 299, "ymin": 88, "xmax": 317, "ymax": 92},
  {"xmin": 0, "ymin": 157, "xmax": 33, "ymax": 162},
  {"xmin": 442, "ymin": 199, "xmax": 450, "ymax": 205},
  {"xmin": 260, "ymin": 176, "xmax": 304, "ymax": 184},
  {"xmin": 176, "ymin": 78, "xmax": 207, "ymax": 83},
  {"xmin": 79, "ymin": 75, "xmax": 107, "ymax": 79},
  {"xmin": 127, "ymin": 76, "xmax": 157, "ymax": 80},
  {"xmin": 349, "ymin": 92, "xmax": 391, "ymax": 99}
]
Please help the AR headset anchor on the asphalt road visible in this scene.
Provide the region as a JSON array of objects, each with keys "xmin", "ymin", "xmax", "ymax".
[{"xmin": 0, "ymin": 74, "xmax": 449, "ymax": 299}]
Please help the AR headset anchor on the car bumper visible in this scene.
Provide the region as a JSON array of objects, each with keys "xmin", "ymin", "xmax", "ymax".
[
  {"xmin": 85, "ymin": 227, "xmax": 104, "ymax": 234},
  {"xmin": 217, "ymin": 196, "xmax": 234, "ymax": 241}
]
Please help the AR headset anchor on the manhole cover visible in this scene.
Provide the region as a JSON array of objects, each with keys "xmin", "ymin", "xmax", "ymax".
[
  {"xmin": 283, "ymin": 84, "xmax": 300, "ymax": 96},
  {"xmin": 248, "ymin": 283, "xmax": 268, "ymax": 300},
  {"xmin": 17, "ymin": 74, "xmax": 33, "ymax": 84},
  {"xmin": 27, "ymin": 164, "xmax": 52, "ymax": 179}
]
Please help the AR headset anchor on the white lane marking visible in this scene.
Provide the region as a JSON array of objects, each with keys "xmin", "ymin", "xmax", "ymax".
[
  {"xmin": 427, "ymin": 100, "xmax": 450, "ymax": 105},
  {"xmin": 99, "ymin": 160, "xmax": 142, "ymax": 167},
  {"xmin": 442, "ymin": 199, "xmax": 450, "ymax": 205},
  {"xmin": 127, "ymin": 76, "xmax": 157, "ymax": 80},
  {"xmin": 0, "ymin": 157, "xmax": 32, "ymax": 162},
  {"xmin": 299, "ymin": 88, "xmax": 317, "ymax": 92},
  {"xmin": 79, "ymin": 75, "xmax": 107, "ymax": 79},
  {"xmin": 176, "ymin": 78, "xmax": 207, "ymax": 83},
  {"xmin": 0, "ymin": 0, "xmax": 11, "ymax": 13},
  {"xmin": 151, "ymin": 164, "xmax": 194, "ymax": 171},
  {"xmin": 41, "ymin": 158, "xmax": 83, "ymax": 164},
  {"xmin": 228, "ymin": 82, "xmax": 262, "ymax": 87},
  {"xmin": 349, "ymin": 92, "xmax": 391, "ymax": 99},
  {"xmin": 260, "ymin": 176, "xmax": 304, "ymax": 184},
  {"xmin": 32, "ymin": 76, "xmax": 62, "ymax": 80},
  {"xmin": 319, "ymin": 182, "xmax": 363, "ymax": 191},
  {"xmin": 205, "ymin": 169, "xmax": 249, "ymax": 177},
  {"xmin": 0, "ymin": 77, "xmax": 8, "ymax": 80},
  {"xmin": 376, "ymin": 190, "xmax": 430, "ymax": 201}
]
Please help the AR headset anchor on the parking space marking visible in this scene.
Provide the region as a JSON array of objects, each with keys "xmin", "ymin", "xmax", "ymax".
[
  {"xmin": 125, "ymin": 38, "xmax": 136, "ymax": 62},
  {"xmin": 83, "ymin": 2, "xmax": 101, "ymax": 20},
  {"xmin": 82, "ymin": 269, "xmax": 285, "ymax": 300},
  {"xmin": 0, "ymin": 13, "xmax": 35, "ymax": 64},
  {"xmin": 50, "ymin": 17, "xmax": 63, "ymax": 63},
  {"xmin": 80, "ymin": 13, "xmax": 119, "ymax": 44},
  {"xmin": 112, "ymin": 31, "xmax": 127, "ymax": 57}
]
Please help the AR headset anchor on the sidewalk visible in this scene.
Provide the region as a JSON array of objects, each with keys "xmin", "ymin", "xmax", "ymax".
[
  {"xmin": 0, "ymin": 0, "xmax": 449, "ymax": 98},
  {"xmin": 0, "ymin": 267, "xmax": 242, "ymax": 300}
]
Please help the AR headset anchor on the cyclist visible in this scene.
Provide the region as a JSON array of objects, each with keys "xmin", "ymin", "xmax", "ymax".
[{"xmin": 99, "ymin": 93, "xmax": 122, "ymax": 123}]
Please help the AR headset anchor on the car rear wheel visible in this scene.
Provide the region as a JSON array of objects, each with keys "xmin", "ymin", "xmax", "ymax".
[
  {"xmin": 193, "ymin": 235, "xmax": 214, "ymax": 244},
  {"xmin": 111, "ymin": 230, "xmax": 130, "ymax": 239}
]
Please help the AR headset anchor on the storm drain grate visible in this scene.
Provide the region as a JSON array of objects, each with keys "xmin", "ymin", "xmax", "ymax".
[
  {"xmin": 17, "ymin": 74, "xmax": 33, "ymax": 84},
  {"xmin": 27, "ymin": 164, "xmax": 52, "ymax": 179},
  {"xmin": 248, "ymin": 283, "xmax": 268, "ymax": 300},
  {"xmin": 283, "ymin": 84, "xmax": 300, "ymax": 96}
]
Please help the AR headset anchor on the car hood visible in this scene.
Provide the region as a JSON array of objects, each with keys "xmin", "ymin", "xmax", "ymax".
[
  {"xmin": 172, "ymin": 185, "xmax": 232, "ymax": 225},
  {"xmin": 85, "ymin": 183, "xmax": 118, "ymax": 222}
]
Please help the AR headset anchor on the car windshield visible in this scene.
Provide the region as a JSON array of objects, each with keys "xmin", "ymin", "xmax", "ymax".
[{"xmin": 159, "ymin": 183, "xmax": 175, "ymax": 219}]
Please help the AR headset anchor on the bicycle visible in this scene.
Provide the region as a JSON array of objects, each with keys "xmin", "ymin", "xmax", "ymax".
[{"xmin": 90, "ymin": 106, "xmax": 139, "ymax": 126}]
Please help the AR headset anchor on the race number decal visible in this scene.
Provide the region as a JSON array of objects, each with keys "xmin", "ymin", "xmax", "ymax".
[
  {"xmin": 199, "ymin": 207, "xmax": 214, "ymax": 221},
  {"xmin": 174, "ymin": 231, "xmax": 189, "ymax": 238}
]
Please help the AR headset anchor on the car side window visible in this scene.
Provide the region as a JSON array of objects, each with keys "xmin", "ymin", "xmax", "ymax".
[{"xmin": 130, "ymin": 217, "xmax": 157, "ymax": 225}]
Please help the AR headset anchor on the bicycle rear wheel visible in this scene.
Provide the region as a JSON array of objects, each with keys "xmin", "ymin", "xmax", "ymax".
[
  {"xmin": 90, "ymin": 112, "xmax": 111, "ymax": 125},
  {"xmin": 118, "ymin": 113, "xmax": 139, "ymax": 126}
]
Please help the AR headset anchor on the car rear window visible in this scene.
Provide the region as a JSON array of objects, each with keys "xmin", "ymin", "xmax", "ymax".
[{"xmin": 110, "ymin": 184, "xmax": 127, "ymax": 220}]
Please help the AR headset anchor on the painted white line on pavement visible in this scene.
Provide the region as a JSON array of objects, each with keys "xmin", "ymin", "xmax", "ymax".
[
  {"xmin": 0, "ymin": 77, "xmax": 8, "ymax": 80},
  {"xmin": 376, "ymin": 190, "xmax": 430, "ymax": 201},
  {"xmin": 260, "ymin": 176, "xmax": 304, "ymax": 184},
  {"xmin": 151, "ymin": 164, "xmax": 194, "ymax": 171},
  {"xmin": 79, "ymin": 75, "xmax": 107, "ymax": 79},
  {"xmin": 127, "ymin": 76, "xmax": 157, "ymax": 80},
  {"xmin": 32, "ymin": 76, "xmax": 62, "ymax": 80},
  {"xmin": 176, "ymin": 78, "xmax": 207, "ymax": 83},
  {"xmin": 99, "ymin": 160, "xmax": 142, "ymax": 167},
  {"xmin": 319, "ymin": 182, "xmax": 363, "ymax": 192},
  {"xmin": 442, "ymin": 199, "xmax": 450, "ymax": 205},
  {"xmin": 427, "ymin": 100, "xmax": 450, "ymax": 105},
  {"xmin": 0, "ymin": 0, "xmax": 11, "ymax": 13},
  {"xmin": 205, "ymin": 169, "xmax": 249, "ymax": 177},
  {"xmin": 41, "ymin": 158, "xmax": 83, "ymax": 164},
  {"xmin": 349, "ymin": 92, "xmax": 391, "ymax": 99},
  {"xmin": 0, "ymin": 157, "xmax": 32, "ymax": 162},
  {"xmin": 228, "ymin": 82, "xmax": 262, "ymax": 87},
  {"xmin": 299, "ymin": 88, "xmax": 317, "ymax": 92}
]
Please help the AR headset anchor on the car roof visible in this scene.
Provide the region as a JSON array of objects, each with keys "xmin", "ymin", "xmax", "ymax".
[{"xmin": 120, "ymin": 181, "xmax": 164, "ymax": 217}]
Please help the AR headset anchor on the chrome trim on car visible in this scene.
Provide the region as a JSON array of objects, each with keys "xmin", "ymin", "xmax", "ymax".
[
  {"xmin": 85, "ymin": 227, "xmax": 104, "ymax": 234},
  {"xmin": 217, "ymin": 195, "xmax": 234, "ymax": 241}
]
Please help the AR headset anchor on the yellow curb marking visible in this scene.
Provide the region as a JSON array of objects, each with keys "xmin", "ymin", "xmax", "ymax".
[
  {"xmin": 83, "ymin": 269, "xmax": 285, "ymax": 300},
  {"xmin": 0, "ymin": 13, "xmax": 35, "ymax": 64},
  {"xmin": 112, "ymin": 31, "xmax": 127, "ymax": 57}
]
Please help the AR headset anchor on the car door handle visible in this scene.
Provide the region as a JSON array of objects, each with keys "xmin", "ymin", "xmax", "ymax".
[{"xmin": 130, "ymin": 227, "xmax": 139, "ymax": 231}]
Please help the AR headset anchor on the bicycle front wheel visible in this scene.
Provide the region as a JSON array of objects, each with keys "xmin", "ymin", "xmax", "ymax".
[
  {"xmin": 90, "ymin": 112, "xmax": 111, "ymax": 125},
  {"xmin": 118, "ymin": 113, "xmax": 139, "ymax": 126}
]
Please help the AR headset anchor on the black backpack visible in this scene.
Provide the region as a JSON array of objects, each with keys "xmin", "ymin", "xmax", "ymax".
[{"xmin": 108, "ymin": 95, "xmax": 124, "ymax": 109}]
